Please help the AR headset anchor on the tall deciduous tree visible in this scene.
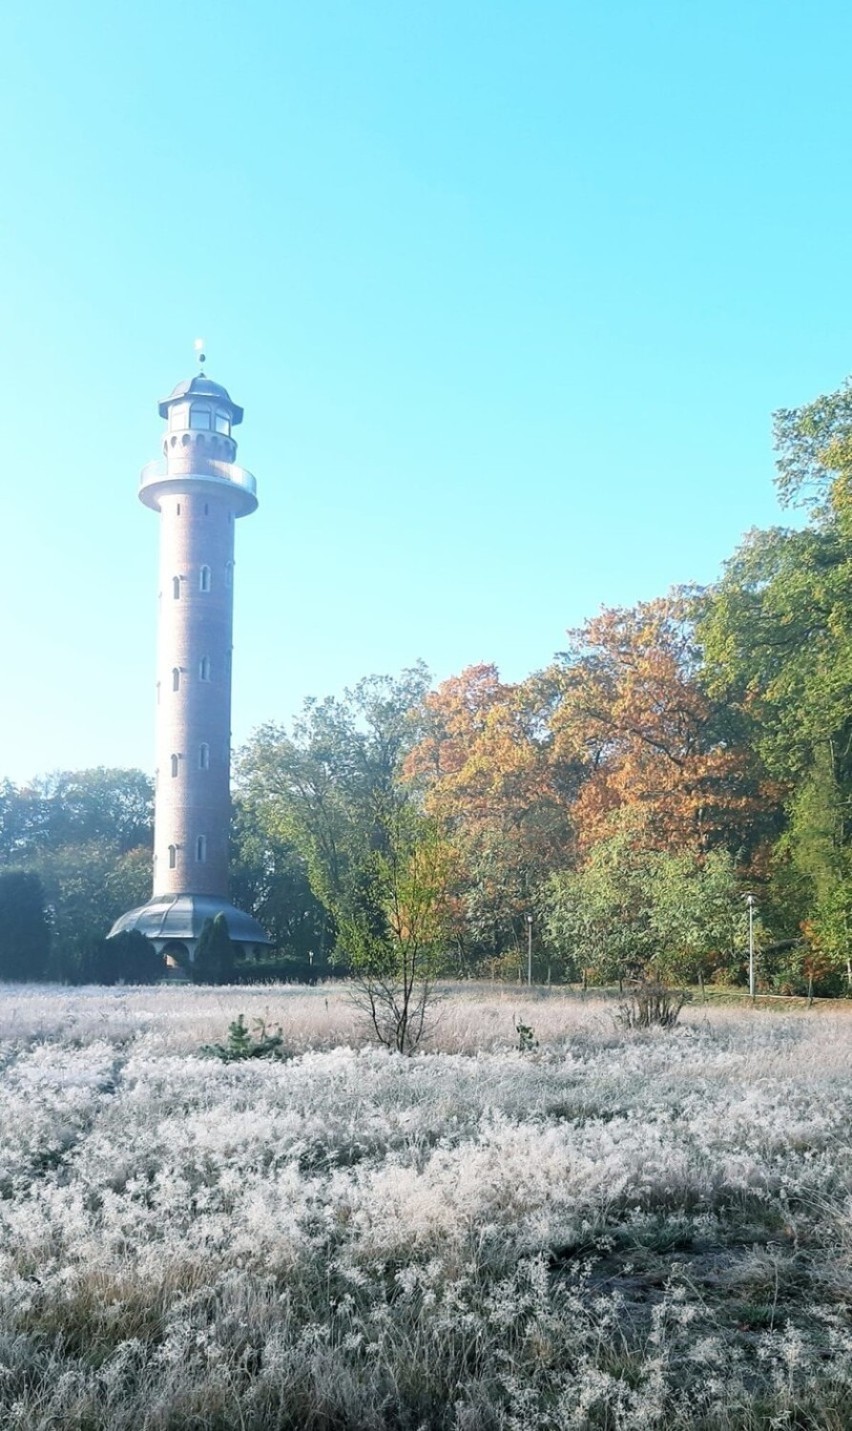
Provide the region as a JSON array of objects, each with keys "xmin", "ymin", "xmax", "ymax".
[
  {"xmin": 548, "ymin": 595, "xmax": 764, "ymax": 858},
  {"xmin": 230, "ymin": 796, "xmax": 332, "ymax": 961},
  {"xmin": 405, "ymin": 664, "xmax": 577, "ymax": 963},
  {"xmin": 700, "ymin": 373, "xmax": 852, "ymax": 969}
]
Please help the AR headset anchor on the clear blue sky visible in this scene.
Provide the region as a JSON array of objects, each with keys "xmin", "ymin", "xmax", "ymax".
[{"xmin": 1, "ymin": 0, "xmax": 849, "ymax": 784}]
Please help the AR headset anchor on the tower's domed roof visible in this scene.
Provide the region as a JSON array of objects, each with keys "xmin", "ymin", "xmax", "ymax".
[{"xmin": 158, "ymin": 375, "xmax": 243, "ymax": 424}]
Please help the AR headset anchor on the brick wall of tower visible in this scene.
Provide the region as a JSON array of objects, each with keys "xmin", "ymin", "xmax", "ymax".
[{"xmin": 152, "ymin": 488, "xmax": 236, "ymax": 897}]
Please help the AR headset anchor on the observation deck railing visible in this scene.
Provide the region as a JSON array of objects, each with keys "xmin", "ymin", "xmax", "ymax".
[{"xmin": 139, "ymin": 459, "xmax": 257, "ymax": 497}]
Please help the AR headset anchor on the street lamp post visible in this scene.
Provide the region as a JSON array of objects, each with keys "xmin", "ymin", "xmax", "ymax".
[
  {"xmin": 745, "ymin": 894, "xmax": 757, "ymax": 1002},
  {"xmin": 526, "ymin": 913, "xmax": 533, "ymax": 987}
]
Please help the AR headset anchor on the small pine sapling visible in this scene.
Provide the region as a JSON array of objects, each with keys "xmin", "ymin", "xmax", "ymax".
[
  {"xmin": 515, "ymin": 1019, "xmax": 539, "ymax": 1052},
  {"xmin": 201, "ymin": 1013, "xmax": 285, "ymax": 1061}
]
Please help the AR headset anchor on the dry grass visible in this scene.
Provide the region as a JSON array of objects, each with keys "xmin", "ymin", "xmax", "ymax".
[{"xmin": 0, "ymin": 982, "xmax": 852, "ymax": 1426}]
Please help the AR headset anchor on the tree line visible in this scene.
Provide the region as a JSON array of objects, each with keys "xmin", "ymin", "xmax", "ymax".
[
  {"xmin": 0, "ymin": 768, "xmax": 329, "ymax": 983},
  {"xmin": 4, "ymin": 374, "xmax": 852, "ymax": 994}
]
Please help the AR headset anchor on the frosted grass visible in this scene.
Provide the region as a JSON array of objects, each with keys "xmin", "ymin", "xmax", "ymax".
[{"xmin": 0, "ymin": 983, "xmax": 851, "ymax": 1426}]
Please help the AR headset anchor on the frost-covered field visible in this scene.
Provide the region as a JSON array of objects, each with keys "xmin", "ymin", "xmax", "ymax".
[{"xmin": 1, "ymin": 985, "xmax": 852, "ymax": 1429}]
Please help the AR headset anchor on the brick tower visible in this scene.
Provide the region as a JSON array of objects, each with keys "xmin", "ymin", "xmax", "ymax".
[{"xmin": 110, "ymin": 358, "xmax": 270, "ymax": 965}]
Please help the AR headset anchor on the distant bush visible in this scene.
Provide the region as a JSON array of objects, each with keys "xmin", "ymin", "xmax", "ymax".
[
  {"xmin": 71, "ymin": 931, "xmax": 164, "ymax": 985},
  {"xmin": 233, "ymin": 954, "xmax": 337, "ymax": 984}
]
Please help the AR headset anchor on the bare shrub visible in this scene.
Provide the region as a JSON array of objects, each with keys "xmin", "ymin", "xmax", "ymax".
[
  {"xmin": 347, "ymin": 968, "xmax": 438, "ymax": 1055},
  {"xmin": 616, "ymin": 980, "xmax": 690, "ymax": 1030}
]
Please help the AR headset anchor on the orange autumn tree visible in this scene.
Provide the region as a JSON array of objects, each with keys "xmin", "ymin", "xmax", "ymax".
[
  {"xmin": 405, "ymin": 664, "xmax": 578, "ymax": 965},
  {"xmin": 546, "ymin": 595, "xmax": 767, "ymax": 858}
]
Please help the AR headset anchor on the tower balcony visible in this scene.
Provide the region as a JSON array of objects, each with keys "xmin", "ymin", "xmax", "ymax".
[{"xmin": 139, "ymin": 458, "xmax": 258, "ymax": 516}]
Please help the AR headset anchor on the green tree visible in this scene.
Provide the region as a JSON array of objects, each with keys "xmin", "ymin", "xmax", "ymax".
[
  {"xmin": 773, "ymin": 375, "xmax": 852, "ymax": 512},
  {"xmin": 0, "ymin": 871, "xmax": 50, "ymax": 981},
  {"xmin": 0, "ymin": 769, "xmax": 153, "ymax": 863},
  {"xmin": 237, "ymin": 666, "xmax": 451, "ymax": 1050},
  {"xmin": 81, "ymin": 930, "xmax": 163, "ymax": 985},
  {"xmin": 699, "ymin": 372, "xmax": 852, "ymax": 963},
  {"xmin": 31, "ymin": 769, "xmax": 153, "ymax": 854},
  {"xmin": 799, "ymin": 881, "xmax": 852, "ymax": 993},
  {"xmin": 193, "ymin": 914, "xmax": 236, "ymax": 985},
  {"xmin": 0, "ymin": 769, "xmax": 154, "ymax": 972},
  {"xmin": 230, "ymin": 794, "xmax": 334, "ymax": 963},
  {"xmin": 35, "ymin": 840, "xmax": 151, "ymax": 975},
  {"xmin": 646, "ymin": 849, "xmax": 742, "ymax": 989},
  {"xmin": 545, "ymin": 826, "xmax": 655, "ymax": 988},
  {"xmin": 237, "ymin": 666, "xmax": 432, "ymax": 919}
]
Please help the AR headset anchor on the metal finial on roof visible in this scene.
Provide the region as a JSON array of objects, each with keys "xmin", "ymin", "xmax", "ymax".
[{"xmin": 194, "ymin": 337, "xmax": 206, "ymax": 372}]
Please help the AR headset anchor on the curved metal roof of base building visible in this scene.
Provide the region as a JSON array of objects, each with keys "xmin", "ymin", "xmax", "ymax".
[{"xmin": 108, "ymin": 895, "xmax": 271, "ymax": 946}]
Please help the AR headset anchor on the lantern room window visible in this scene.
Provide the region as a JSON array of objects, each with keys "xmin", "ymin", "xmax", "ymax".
[
  {"xmin": 190, "ymin": 405, "xmax": 211, "ymax": 430},
  {"xmin": 214, "ymin": 411, "xmax": 231, "ymax": 435},
  {"xmin": 170, "ymin": 405, "xmax": 189, "ymax": 431}
]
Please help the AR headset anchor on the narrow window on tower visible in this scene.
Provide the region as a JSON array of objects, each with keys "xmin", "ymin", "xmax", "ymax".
[
  {"xmin": 168, "ymin": 845, "xmax": 177, "ymax": 869},
  {"xmin": 196, "ymin": 835, "xmax": 207, "ymax": 863},
  {"xmin": 176, "ymin": 502, "xmax": 181, "ymax": 516},
  {"xmin": 199, "ymin": 743, "xmax": 210, "ymax": 770},
  {"xmin": 199, "ymin": 656, "xmax": 211, "ymax": 682},
  {"xmin": 200, "ymin": 565, "xmax": 211, "ymax": 592},
  {"xmin": 170, "ymin": 754, "xmax": 179, "ymax": 778},
  {"xmin": 172, "ymin": 667, "xmax": 180, "ymax": 692},
  {"xmin": 172, "ymin": 576, "xmax": 180, "ymax": 599}
]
